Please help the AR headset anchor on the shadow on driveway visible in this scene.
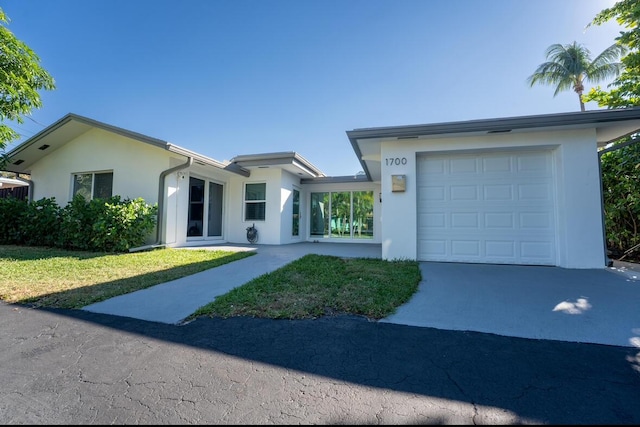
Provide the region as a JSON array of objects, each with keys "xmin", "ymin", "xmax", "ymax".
[{"xmin": 1, "ymin": 302, "xmax": 639, "ymax": 424}]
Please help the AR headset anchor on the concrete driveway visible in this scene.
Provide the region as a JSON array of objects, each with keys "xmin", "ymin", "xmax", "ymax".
[
  {"xmin": 84, "ymin": 242, "xmax": 640, "ymax": 348},
  {"xmin": 382, "ymin": 260, "xmax": 640, "ymax": 348}
]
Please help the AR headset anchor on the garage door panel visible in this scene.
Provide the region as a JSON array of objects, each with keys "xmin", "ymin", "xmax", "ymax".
[
  {"xmin": 517, "ymin": 153, "xmax": 550, "ymax": 172},
  {"xmin": 520, "ymin": 212, "xmax": 552, "ymax": 228},
  {"xmin": 451, "ymin": 240, "xmax": 481, "ymax": 256},
  {"xmin": 417, "ymin": 150, "xmax": 556, "ymax": 265},
  {"xmin": 518, "ymin": 183, "xmax": 552, "ymax": 201},
  {"xmin": 450, "ymin": 185, "xmax": 478, "ymax": 200},
  {"xmin": 484, "ymin": 184, "xmax": 513, "ymax": 200},
  {"xmin": 486, "ymin": 240, "xmax": 516, "ymax": 258},
  {"xmin": 482, "ymin": 156, "xmax": 512, "ymax": 173},
  {"xmin": 420, "ymin": 239, "xmax": 447, "ymax": 256},
  {"xmin": 451, "ymin": 212, "xmax": 478, "ymax": 228},
  {"xmin": 484, "ymin": 212, "xmax": 514, "ymax": 228},
  {"xmin": 520, "ymin": 241, "xmax": 554, "ymax": 260},
  {"xmin": 421, "ymin": 212, "xmax": 446, "ymax": 228},
  {"xmin": 450, "ymin": 157, "xmax": 477, "ymax": 173},
  {"xmin": 420, "ymin": 186, "xmax": 446, "ymax": 201},
  {"xmin": 421, "ymin": 158, "xmax": 446, "ymax": 174}
]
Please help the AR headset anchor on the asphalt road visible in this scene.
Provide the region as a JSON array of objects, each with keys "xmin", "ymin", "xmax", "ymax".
[{"xmin": 1, "ymin": 301, "xmax": 639, "ymax": 425}]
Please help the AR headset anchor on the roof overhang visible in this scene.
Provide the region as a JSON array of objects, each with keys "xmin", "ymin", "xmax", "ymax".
[
  {"xmin": 0, "ymin": 176, "xmax": 29, "ymax": 188},
  {"xmin": 229, "ymin": 151, "xmax": 326, "ymax": 179},
  {"xmin": 347, "ymin": 108, "xmax": 640, "ymax": 181},
  {"xmin": 5, "ymin": 113, "xmax": 249, "ymax": 177}
]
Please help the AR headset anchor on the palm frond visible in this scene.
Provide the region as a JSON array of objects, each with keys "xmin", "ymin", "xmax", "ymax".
[{"xmin": 528, "ymin": 41, "xmax": 625, "ymax": 104}]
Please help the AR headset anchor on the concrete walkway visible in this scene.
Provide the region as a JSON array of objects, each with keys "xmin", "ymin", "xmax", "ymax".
[
  {"xmin": 82, "ymin": 242, "xmax": 381, "ymax": 325},
  {"xmin": 83, "ymin": 242, "xmax": 640, "ymax": 348}
]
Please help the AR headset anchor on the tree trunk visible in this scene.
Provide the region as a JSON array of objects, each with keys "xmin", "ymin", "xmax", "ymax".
[{"xmin": 574, "ymin": 81, "xmax": 585, "ymax": 112}]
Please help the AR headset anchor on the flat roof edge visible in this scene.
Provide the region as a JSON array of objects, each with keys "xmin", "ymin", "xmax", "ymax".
[
  {"xmin": 346, "ymin": 108, "xmax": 640, "ymax": 140},
  {"xmin": 301, "ymin": 175, "xmax": 371, "ymax": 184}
]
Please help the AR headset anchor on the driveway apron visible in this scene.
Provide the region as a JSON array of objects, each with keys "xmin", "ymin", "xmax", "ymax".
[{"xmin": 381, "ymin": 261, "xmax": 640, "ymax": 348}]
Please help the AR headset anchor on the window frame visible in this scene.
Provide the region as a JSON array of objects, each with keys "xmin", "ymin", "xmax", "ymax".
[
  {"xmin": 310, "ymin": 189, "xmax": 374, "ymax": 239},
  {"xmin": 71, "ymin": 170, "xmax": 113, "ymax": 201},
  {"xmin": 244, "ymin": 182, "xmax": 266, "ymax": 221}
]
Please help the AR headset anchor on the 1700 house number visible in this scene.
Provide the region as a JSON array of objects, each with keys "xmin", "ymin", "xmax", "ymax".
[{"xmin": 385, "ymin": 157, "xmax": 407, "ymax": 166}]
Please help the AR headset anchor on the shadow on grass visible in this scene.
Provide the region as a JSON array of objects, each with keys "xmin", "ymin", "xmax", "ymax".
[
  {"xmin": 2, "ymin": 244, "xmax": 640, "ymax": 424},
  {"xmin": 0, "ymin": 245, "xmax": 255, "ymax": 309},
  {"xmin": 0, "ymin": 244, "xmax": 114, "ymax": 261}
]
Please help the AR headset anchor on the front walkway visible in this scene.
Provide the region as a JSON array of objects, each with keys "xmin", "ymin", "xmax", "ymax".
[{"xmin": 82, "ymin": 242, "xmax": 381, "ymax": 324}]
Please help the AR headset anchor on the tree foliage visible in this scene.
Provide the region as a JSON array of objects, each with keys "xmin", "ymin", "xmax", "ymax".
[
  {"xmin": 527, "ymin": 41, "xmax": 625, "ymax": 111},
  {"xmin": 0, "ymin": 8, "xmax": 55, "ymax": 158},
  {"xmin": 600, "ymin": 139, "xmax": 640, "ymax": 257},
  {"xmin": 583, "ymin": 0, "xmax": 640, "ymax": 108},
  {"xmin": 583, "ymin": 0, "xmax": 640, "ymax": 261}
]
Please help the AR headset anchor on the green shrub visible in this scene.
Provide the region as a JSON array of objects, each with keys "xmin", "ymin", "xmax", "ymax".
[
  {"xmin": 20, "ymin": 197, "xmax": 61, "ymax": 247},
  {"xmin": 58, "ymin": 195, "xmax": 157, "ymax": 252},
  {"xmin": 90, "ymin": 196, "xmax": 157, "ymax": 252},
  {"xmin": 0, "ymin": 196, "xmax": 28, "ymax": 244},
  {"xmin": 0, "ymin": 194, "xmax": 157, "ymax": 252},
  {"xmin": 601, "ymin": 140, "xmax": 640, "ymax": 258},
  {"xmin": 58, "ymin": 194, "xmax": 102, "ymax": 250}
]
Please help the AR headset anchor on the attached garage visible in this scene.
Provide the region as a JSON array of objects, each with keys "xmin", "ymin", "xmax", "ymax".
[
  {"xmin": 417, "ymin": 150, "xmax": 556, "ymax": 265},
  {"xmin": 347, "ymin": 108, "xmax": 640, "ymax": 268}
]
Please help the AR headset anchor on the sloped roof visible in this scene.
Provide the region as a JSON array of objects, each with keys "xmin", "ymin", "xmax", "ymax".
[{"xmin": 5, "ymin": 113, "xmax": 250, "ymax": 177}]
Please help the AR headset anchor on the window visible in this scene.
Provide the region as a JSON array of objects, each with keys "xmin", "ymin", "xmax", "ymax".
[
  {"xmin": 72, "ymin": 172, "xmax": 113, "ymax": 200},
  {"xmin": 310, "ymin": 192, "xmax": 329, "ymax": 237},
  {"xmin": 245, "ymin": 183, "xmax": 266, "ymax": 221},
  {"xmin": 292, "ymin": 188, "xmax": 300, "ymax": 236},
  {"xmin": 310, "ymin": 190, "xmax": 374, "ymax": 239}
]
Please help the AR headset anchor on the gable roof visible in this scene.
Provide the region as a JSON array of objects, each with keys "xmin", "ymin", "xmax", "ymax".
[
  {"xmin": 347, "ymin": 108, "xmax": 640, "ymax": 181},
  {"xmin": 5, "ymin": 113, "xmax": 250, "ymax": 177}
]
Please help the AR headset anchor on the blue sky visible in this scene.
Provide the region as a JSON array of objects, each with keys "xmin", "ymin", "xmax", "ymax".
[{"xmin": 3, "ymin": 0, "xmax": 624, "ymax": 176}]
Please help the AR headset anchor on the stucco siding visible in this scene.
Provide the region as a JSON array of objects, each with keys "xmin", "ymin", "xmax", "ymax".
[
  {"xmin": 379, "ymin": 128, "xmax": 605, "ymax": 268},
  {"xmin": 224, "ymin": 168, "xmax": 283, "ymax": 245},
  {"xmin": 280, "ymin": 170, "xmax": 304, "ymax": 244},
  {"xmin": 30, "ymin": 128, "xmax": 174, "ymax": 205}
]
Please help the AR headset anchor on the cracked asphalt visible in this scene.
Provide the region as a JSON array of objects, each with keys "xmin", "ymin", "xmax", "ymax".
[{"xmin": 1, "ymin": 301, "xmax": 639, "ymax": 425}]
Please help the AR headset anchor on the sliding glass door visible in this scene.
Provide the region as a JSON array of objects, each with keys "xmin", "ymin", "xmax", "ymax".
[{"xmin": 187, "ymin": 177, "xmax": 224, "ymax": 239}]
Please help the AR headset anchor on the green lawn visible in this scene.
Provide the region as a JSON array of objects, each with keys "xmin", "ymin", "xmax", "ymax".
[
  {"xmin": 0, "ymin": 246, "xmax": 422, "ymax": 321},
  {"xmin": 0, "ymin": 245, "xmax": 254, "ymax": 309},
  {"xmin": 190, "ymin": 253, "xmax": 421, "ymax": 321}
]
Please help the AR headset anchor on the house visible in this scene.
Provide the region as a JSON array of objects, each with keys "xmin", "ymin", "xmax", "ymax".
[{"xmin": 5, "ymin": 108, "xmax": 640, "ymax": 268}]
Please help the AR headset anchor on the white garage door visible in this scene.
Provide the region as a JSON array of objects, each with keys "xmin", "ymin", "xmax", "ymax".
[{"xmin": 417, "ymin": 150, "xmax": 557, "ymax": 265}]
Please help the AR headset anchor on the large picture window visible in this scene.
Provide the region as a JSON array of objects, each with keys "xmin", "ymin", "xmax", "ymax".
[
  {"xmin": 310, "ymin": 190, "xmax": 373, "ymax": 239},
  {"xmin": 72, "ymin": 172, "xmax": 113, "ymax": 200},
  {"xmin": 245, "ymin": 183, "xmax": 266, "ymax": 221}
]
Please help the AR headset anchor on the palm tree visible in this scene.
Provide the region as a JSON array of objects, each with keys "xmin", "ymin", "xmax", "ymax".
[{"xmin": 527, "ymin": 41, "xmax": 626, "ymax": 111}]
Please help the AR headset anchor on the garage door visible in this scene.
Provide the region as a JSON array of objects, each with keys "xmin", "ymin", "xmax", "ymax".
[{"xmin": 417, "ymin": 150, "xmax": 557, "ymax": 265}]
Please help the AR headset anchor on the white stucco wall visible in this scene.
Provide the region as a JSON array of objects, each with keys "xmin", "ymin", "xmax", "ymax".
[
  {"xmin": 224, "ymin": 168, "xmax": 284, "ymax": 245},
  {"xmin": 379, "ymin": 128, "xmax": 605, "ymax": 268},
  {"xmin": 29, "ymin": 128, "xmax": 173, "ymax": 205},
  {"xmin": 280, "ymin": 171, "xmax": 305, "ymax": 244}
]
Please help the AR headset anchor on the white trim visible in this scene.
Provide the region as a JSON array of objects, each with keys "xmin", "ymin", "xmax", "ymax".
[{"xmin": 243, "ymin": 181, "xmax": 267, "ymax": 222}]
